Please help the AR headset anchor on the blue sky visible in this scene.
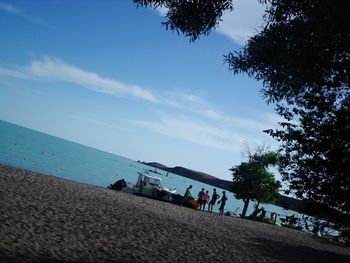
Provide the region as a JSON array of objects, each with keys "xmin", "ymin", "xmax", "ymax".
[{"xmin": 0, "ymin": 0, "xmax": 280, "ymax": 180}]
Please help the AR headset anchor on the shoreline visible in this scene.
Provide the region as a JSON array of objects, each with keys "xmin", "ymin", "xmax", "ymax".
[{"xmin": 1, "ymin": 164, "xmax": 349, "ymax": 262}]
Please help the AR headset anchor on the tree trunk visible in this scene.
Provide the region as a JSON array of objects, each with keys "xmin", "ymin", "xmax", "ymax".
[
  {"xmin": 241, "ymin": 199, "xmax": 250, "ymax": 217},
  {"xmin": 252, "ymin": 201, "xmax": 260, "ymax": 220},
  {"xmin": 254, "ymin": 201, "xmax": 260, "ymax": 212}
]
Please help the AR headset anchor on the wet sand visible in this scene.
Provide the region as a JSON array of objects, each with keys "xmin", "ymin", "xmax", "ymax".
[{"xmin": 0, "ymin": 164, "xmax": 349, "ymax": 262}]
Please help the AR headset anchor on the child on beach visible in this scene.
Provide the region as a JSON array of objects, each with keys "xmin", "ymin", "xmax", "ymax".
[
  {"xmin": 208, "ymin": 188, "xmax": 219, "ymax": 212},
  {"xmin": 202, "ymin": 190, "xmax": 210, "ymax": 211},
  {"xmin": 197, "ymin": 188, "xmax": 205, "ymax": 209}
]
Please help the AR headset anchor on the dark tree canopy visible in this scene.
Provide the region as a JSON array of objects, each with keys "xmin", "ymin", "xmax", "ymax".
[
  {"xmin": 134, "ymin": 0, "xmax": 350, "ymax": 215},
  {"xmin": 134, "ymin": 0, "xmax": 233, "ymax": 41},
  {"xmin": 226, "ymin": 0, "xmax": 350, "ymax": 104},
  {"xmin": 231, "ymin": 0, "xmax": 350, "ymax": 214}
]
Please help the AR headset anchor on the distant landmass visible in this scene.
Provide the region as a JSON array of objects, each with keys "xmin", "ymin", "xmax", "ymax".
[
  {"xmin": 143, "ymin": 162, "xmax": 233, "ymax": 190},
  {"xmin": 142, "ymin": 161, "xmax": 302, "ymax": 211}
]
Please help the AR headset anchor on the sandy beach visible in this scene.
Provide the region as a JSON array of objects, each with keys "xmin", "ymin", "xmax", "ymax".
[{"xmin": 0, "ymin": 164, "xmax": 349, "ymax": 262}]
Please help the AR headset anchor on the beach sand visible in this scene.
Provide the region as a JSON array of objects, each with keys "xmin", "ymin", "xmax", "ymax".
[{"xmin": 0, "ymin": 164, "xmax": 349, "ymax": 263}]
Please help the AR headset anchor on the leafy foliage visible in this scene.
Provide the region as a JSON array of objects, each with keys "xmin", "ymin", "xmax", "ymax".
[
  {"xmin": 226, "ymin": 0, "xmax": 350, "ymax": 214},
  {"xmin": 230, "ymin": 152, "xmax": 281, "ymax": 216},
  {"xmin": 231, "ymin": 162, "xmax": 280, "ymax": 203},
  {"xmin": 225, "ymin": 0, "xmax": 350, "ymax": 105},
  {"xmin": 134, "ymin": 0, "xmax": 350, "ymax": 215},
  {"xmin": 134, "ymin": 0, "xmax": 233, "ymax": 41}
]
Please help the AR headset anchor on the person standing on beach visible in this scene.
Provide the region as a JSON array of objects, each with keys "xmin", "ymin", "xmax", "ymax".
[
  {"xmin": 218, "ymin": 191, "xmax": 227, "ymax": 214},
  {"xmin": 208, "ymin": 188, "xmax": 219, "ymax": 212},
  {"xmin": 260, "ymin": 207, "xmax": 267, "ymax": 221},
  {"xmin": 202, "ymin": 190, "xmax": 210, "ymax": 211},
  {"xmin": 197, "ymin": 188, "xmax": 205, "ymax": 209},
  {"xmin": 181, "ymin": 185, "xmax": 192, "ymax": 206}
]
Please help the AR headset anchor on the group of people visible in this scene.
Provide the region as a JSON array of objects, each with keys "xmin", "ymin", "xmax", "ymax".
[{"xmin": 182, "ymin": 185, "xmax": 228, "ymax": 214}]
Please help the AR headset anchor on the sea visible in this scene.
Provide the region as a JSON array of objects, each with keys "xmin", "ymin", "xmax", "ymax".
[{"xmin": 0, "ymin": 120, "xmax": 301, "ymax": 223}]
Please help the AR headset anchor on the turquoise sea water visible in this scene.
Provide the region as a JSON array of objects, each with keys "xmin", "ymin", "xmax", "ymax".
[{"xmin": 0, "ymin": 120, "xmax": 297, "ymax": 219}]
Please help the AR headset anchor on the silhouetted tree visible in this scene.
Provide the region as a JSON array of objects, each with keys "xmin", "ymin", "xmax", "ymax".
[
  {"xmin": 134, "ymin": 0, "xmax": 350, "ymax": 216},
  {"xmin": 229, "ymin": 0, "xmax": 350, "ymax": 214},
  {"xmin": 230, "ymin": 151, "xmax": 280, "ymax": 217},
  {"xmin": 134, "ymin": 0, "xmax": 233, "ymax": 42}
]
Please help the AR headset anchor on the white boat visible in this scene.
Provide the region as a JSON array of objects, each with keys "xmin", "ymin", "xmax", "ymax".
[{"xmin": 121, "ymin": 172, "xmax": 176, "ymax": 201}]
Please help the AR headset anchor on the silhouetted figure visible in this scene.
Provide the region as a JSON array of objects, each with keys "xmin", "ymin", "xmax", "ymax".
[
  {"xmin": 208, "ymin": 188, "xmax": 219, "ymax": 212},
  {"xmin": 289, "ymin": 214, "xmax": 297, "ymax": 226},
  {"xmin": 304, "ymin": 216, "xmax": 310, "ymax": 231},
  {"xmin": 312, "ymin": 219, "xmax": 320, "ymax": 235},
  {"xmin": 260, "ymin": 207, "xmax": 266, "ymax": 221},
  {"xmin": 250, "ymin": 208, "xmax": 260, "ymax": 220},
  {"xmin": 197, "ymin": 188, "xmax": 205, "ymax": 209},
  {"xmin": 218, "ymin": 191, "xmax": 227, "ymax": 214}
]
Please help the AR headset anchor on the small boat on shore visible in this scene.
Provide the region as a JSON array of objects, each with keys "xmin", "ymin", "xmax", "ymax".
[{"xmin": 109, "ymin": 172, "xmax": 176, "ymax": 201}]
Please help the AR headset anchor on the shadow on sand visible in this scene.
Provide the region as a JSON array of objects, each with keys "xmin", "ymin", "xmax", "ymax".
[{"xmin": 250, "ymin": 237, "xmax": 350, "ymax": 263}]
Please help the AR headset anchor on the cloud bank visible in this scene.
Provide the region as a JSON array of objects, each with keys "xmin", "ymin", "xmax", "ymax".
[
  {"xmin": 0, "ymin": 57, "xmax": 158, "ymax": 103},
  {"xmin": 130, "ymin": 115, "xmax": 246, "ymax": 152},
  {"xmin": 0, "ymin": 57, "xmax": 278, "ymax": 152}
]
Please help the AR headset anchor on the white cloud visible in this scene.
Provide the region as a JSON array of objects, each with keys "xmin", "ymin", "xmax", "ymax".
[
  {"xmin": 157, "ymin": 88, "xmax": 277, "ymax": 143},
  {"xmin": 160, "ymin": 93, "xmax": 271, "ymax": 132},
  {"xmin": 0, "ymin": 2, "xmax": 48, "ymax": 26},
  {"xmin": 202, "ymin": 108, "xmax": 271, "ymax": 131},
  {"xmin": 130, "ymin": 115, "xmax": 242, "ymax": 152},
  {"xmin": 130, "ymin": 114, "xmax": 269, "ymax": 152},
  {"xmin": 160, "ymin": 90, "xmax": 273, "ymax": 134},
  {"xmin": 0, "ymin": 57, "xmax": 158, "ymax": 103},
  {"xmin": 0, "ymin": 2, "xmax": 21, "ymax": 14},
  {"xmin": 153, "ymin": 0, "xmax": 265, "ymax": 45},
  {"xmin": 155, "ymin": 6, "xmax": 167, "ymax": 16},
  {"xmin": 161, "ymin": 90, "xmax": 208, "ymax": 111},
  {"xmin": 0, "ymin": 56, "xmax": 278, "ymax": 153},
  {"xmin": 0, "ymin": 67, "xmax": 28, "ymax": 79},
  {"xmin": 217, "ymin": 0, "xmax": 266, "ymax": 44}
]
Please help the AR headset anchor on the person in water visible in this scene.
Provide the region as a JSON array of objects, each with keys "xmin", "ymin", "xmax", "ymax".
[
  {"xmin": 182, "ymin": 185, "xmax": 192, "ymax": 206},
  {"xmin": 218, "ymin": 191, "xmax": 227, "ymax": 214},
  {"xmin": 197, "ymin": 188, "xmax": 205, "ymax": 209},
  {"xmin": 202, "ymin": 190, "xmax": 210, "ymax": 211},
  {"xmin": 208, "ymin": 188, "xmax": 219, "ymax": 212}
]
